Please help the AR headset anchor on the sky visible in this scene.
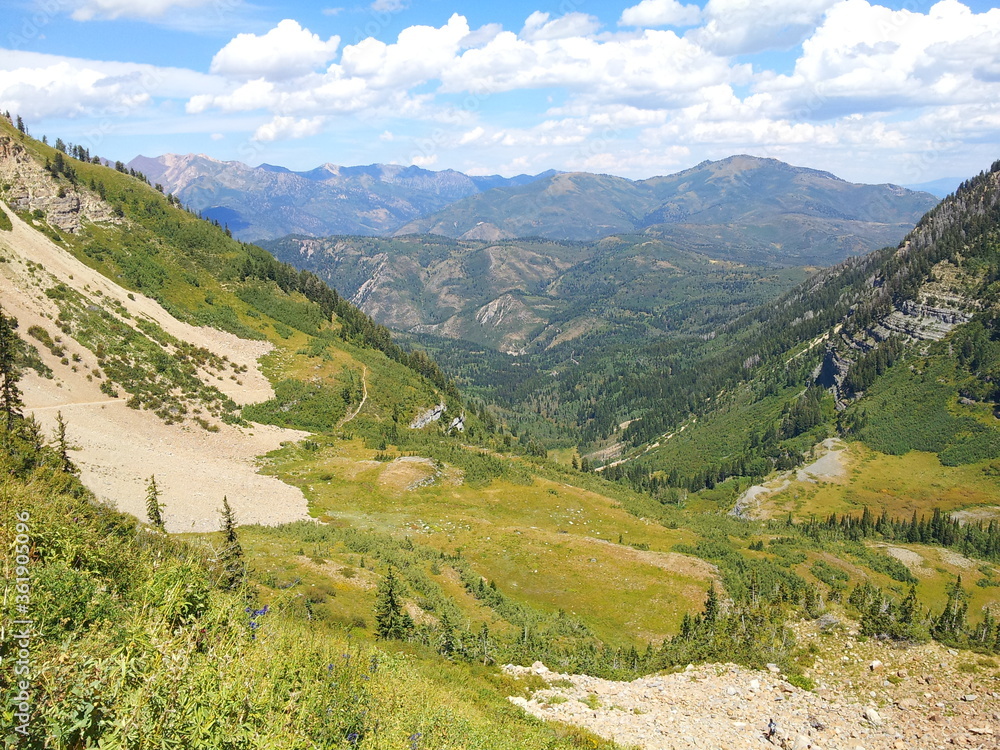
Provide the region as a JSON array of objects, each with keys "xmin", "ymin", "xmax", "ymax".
[{"xmin": 1, "ymin": 0, "xmax": 999, "ymax": 185}]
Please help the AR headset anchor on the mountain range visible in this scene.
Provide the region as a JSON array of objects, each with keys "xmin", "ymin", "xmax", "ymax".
[
  {"xmin": 129, "ymin": 152, "xmax": 555, "ymax": 241},
  {"xmin": 132, "ymin": 153, "xmax": 937, "ymax": 264}
]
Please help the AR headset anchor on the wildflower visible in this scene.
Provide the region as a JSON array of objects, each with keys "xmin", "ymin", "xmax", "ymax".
[{"xmin": 408, "ymin": 732, "xmax": 422, "ymax": 750}]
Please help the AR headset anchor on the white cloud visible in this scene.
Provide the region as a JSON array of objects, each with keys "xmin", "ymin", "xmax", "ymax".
[
  {"xmin": 439, "ymin": 27, "xmax": 750, "ymax": 109},
  {"xmin": 0, "ymin": 51, "xmax": 221, "ymax": 121},
  {"xmin": 211, "ymin": 20, "xmax": 340, "ymax": 81},
  {"xmin": 371, "ymin": 0, "xmax": 406, "ymax": 12},
  {"xmin": 458, "ymin": 126, "xmax": 485, "ymax": 145},
  {"xmin": 411, "ymin": 153, "xmax": 438, "ymax": 167},
  {"xmin": 619, "ymin": 0, "xmax": 702, "ymax": 28},
  {"xmin": 690, "ymin": 0, "xmax": 840, "ymax": 55},
  {"xmin": 252, "ymin": 115, "xmax": 325, "ymax": 142},
  {"xmin": 379, "ymin": 130, "xmax": 395, "ymax": 141},
  {"xmin": 521, "ymin": 12, "xmax": 601, "ymax": 41},
  {"xmin": 69, "ymin": 0, "xmax": 221, "ymax": 21},
  {"xmin": 757, "ymin": 0, "xmax": 1000, "ymax": 117}
]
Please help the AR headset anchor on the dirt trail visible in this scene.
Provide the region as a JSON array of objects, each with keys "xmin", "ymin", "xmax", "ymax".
[
  {"xmin": 0, "ymin": 203, "xmax": 310, "ymax": 532},
  {"xmin": 337, "ymin": 365, "xmax": 368, "ymax": 429}
]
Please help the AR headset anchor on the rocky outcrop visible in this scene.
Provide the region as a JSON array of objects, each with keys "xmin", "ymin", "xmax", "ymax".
[
  {"xmin": 410, "ymin": 401, "xmax": 446, "ymax": 429},
  {"xmin": 0, "ymin": 135, "xmax": 117, "ymax": 233},
  {"xmin": 874, "ymin": 299, "xmax": 971, "ymax": 342}
]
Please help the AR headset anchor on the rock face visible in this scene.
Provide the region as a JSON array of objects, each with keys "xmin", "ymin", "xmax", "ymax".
[
  {"xmin": 410, "ymin": 402, "xmax": 446, "ymax": 429},
  {"xmin": 0, "ymin": 135, "xmax": 117, "ymax": 233}
]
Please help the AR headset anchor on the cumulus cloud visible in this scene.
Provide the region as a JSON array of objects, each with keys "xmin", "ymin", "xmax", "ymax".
[
  {"xmin": 69, "ymin": 0, "xmax": 220, "ymax": 21},
  {"xmin": 211, "ymin": 20, "xmax": 340, "ymax": 81},
  {"xmin": 521, "ymin": 12, "xmax": 601, "ymax": 41},
  {"xmin": 439, "ymin": 27, "xmax": 750, "ymax": 109},
  {"xmin": 690, "ymin": 0, "xmax": 840, "ymax": 55},
  {"xmin": 253, "ymin": 115, "xmax": 325, "ymax": 142},
  {"xmin": 757, "ymin": 0, "xmax": 1000, "ymax": 117},
  {"xmin": 619, "ymin": 0, "xmax": 702, "ymax": 28},
  {"xmin": 0, "ymin": 51, "xmax": 220, "ymax": 123}
]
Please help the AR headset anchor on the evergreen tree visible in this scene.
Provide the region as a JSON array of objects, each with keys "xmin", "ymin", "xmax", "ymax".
[
  {"xmin": 53, "ymin": 411, "xmax": 77, "ymax": 475},
  {"xmin": 703, "ymin": 583, "xmax": 720, "ymax": 625},
  {"xmin": 438, "ymin": 609, "xmax": 456, "ymax": 656},
  {"xmin": 0, "ymin": 308, "xmax": 24, "ymax": 429},
  {"xmin": 373, "ymin": 566, "xmax": 413, "ymax": 640},
  {"xmin": 218, "ymin": 496, "xmax": 245, "ymax": 590},
  {"xmin": 932, "ymin": 576, "xmax": 967, "ymax": 641},
  {"xmin": 145, "ymin": 475, "xmax": 165, "ymax": 530}
]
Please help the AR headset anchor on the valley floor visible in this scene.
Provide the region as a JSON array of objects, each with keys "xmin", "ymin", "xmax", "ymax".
[{"xmin": 508, "ymin": 618, "xmax": 999, "ymax": 750}]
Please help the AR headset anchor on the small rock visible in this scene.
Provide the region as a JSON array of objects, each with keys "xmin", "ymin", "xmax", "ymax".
[
  {"xmin": 869, "ymin": 660, "xmax": 883, "ymax": 672},
  {"xmin": 962, "ymin": 694, "xmax": 978, "ymax": 702},
  {"xmin": 896, "ymin": 698, "xmax": 919, "ymax": 711},
  {"xmin": 767, "ymin": 663, "xmax": 781, "ymax": 674},
  {"xmin": 726, "ymin": 687, "xmax": 737, "ymax": 696},
  {"xmin": 750, "ymin": 679, "xmax": 761, "ymax": 690},
  {"xmin": 967, "ymin": 726, "xmax": 993, "ymax": 736},
  {"xmin": 781, "ymin": 683, "xmax": 795, "ymax": 693},
  {"xmin": 791, "ymin": 734, "xmax": 811, "ymax": 750},
  {"xmin": 863, "ymin": 707, "xmax": 882, "ymax": 726},
  {"xmin": 531, "ymin": 661, "xmax": 548, "ymax": 675},
  {"xmin": 896, "ymin": 669, "xmax": 908, "ymax": 678}
]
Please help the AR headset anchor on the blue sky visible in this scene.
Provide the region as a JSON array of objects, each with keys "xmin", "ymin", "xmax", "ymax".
[{"xmin": 1, "ymin": 0, "xmax": 999, "ymax": 184}]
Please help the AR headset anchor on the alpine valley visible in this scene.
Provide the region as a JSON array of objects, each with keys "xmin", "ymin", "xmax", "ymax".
[{"xmin": 1, "ymin": 110, "xmax": 1000, "ymax": 750}]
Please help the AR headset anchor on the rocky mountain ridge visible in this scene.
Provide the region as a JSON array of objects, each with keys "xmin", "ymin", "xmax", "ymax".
[{"xmin": 128, "ymin": 152, "xmax": 555, "ymax": 241}]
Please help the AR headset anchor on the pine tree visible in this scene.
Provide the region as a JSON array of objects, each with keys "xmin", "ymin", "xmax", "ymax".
[
  {"xmin": 438, "ymin": 609, "xmax": 456, "ymax": 655},
  {"xmin": 703, "ymin": 583, "xmax": 720, "ymax": 625},
  {"xmin": 0, "ymin": 308, "xmax": 24, "ymax": 429},
  {"xmin": 218, "ymin": 496, "xmax": 245, "ymax": 590},
  {"xmin": 373, "ymin": 566, "xmax": 413, "ymax": 640},
  {"xmin": 145, "ymin": 475, "xmax": 165, "ymax": 530},
  {"xmin": 53, "ymin": 411, "xmax": 76, "ymax": 475}
]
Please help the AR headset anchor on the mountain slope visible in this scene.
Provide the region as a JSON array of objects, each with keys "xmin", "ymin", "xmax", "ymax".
[
  {"xmin": 130, "ymin": 153, "xmax": 554, "ymax": 241},
  {"xmin": 397, "ymin": 156, "xmax": 938, "ymax": 265},
  {"xmin": 601, "ymin": 160, "xmax": 1000, "ymax": 503},
  {"xmin": 262, "ymin": 233, "xmax": 809, "ymax": 357},
  {"xmin": 0, "ymin": 117, "xmax": 455, "ymax": 529}
]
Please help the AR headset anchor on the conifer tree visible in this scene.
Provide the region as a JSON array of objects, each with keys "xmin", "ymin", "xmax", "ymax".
[
  {"xmin": 373, "ymin": 566, "xmax": 413, "ymax": 640},
  {"xmin": 703, "ymin": 583, "xmax": 720, "ymax": 625},
  {"xmin": 218, "ymin": 496, "xmax": 245, "ymax": 590},
  {"xmin": 0, "ymin": 307, "xmax": 24, "ymax": 429},
  {"xmin": 54, "ymin": 411, "xmax": 76, "ymax": 475},
  {"xmin": 145, "ymin": 475, "xmax": 165, "ymax": 530},
  {"xmin": 438, "ymin": 609, "xmax": 456, "ymax": 655}
]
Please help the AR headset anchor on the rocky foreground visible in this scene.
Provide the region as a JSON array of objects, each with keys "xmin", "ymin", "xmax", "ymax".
[{"xmin": 505, "ymin": 621, "xmax": 999, "ymax": 750}]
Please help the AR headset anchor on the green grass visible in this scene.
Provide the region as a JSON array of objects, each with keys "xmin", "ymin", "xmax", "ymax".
[
  {"xmin": 256, "ymin": 437, "xmax": 714, "ymax": 646},
  {"xmin": 761, "ymin": 442, "xmax": 1000, "ymax": 521}
]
